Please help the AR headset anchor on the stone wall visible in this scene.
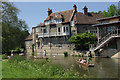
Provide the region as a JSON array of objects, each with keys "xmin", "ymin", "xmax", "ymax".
[
  {"xmin": 34, "ymin": 36, "xmax": 74, "ymax": 55},
  {"xmin": 76, "ymin": 24, "xmax": 96, "ymax": 34},
  {"xmin": 25, "ymin": 40, "xmax": 33, "ymax": 58}
]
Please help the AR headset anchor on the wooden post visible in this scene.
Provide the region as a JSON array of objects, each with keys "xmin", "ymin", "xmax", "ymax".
[
  {"xmin": 97, "ymin": 27, "xmax": 99, "ymax": 44},
  {"xmin": 117, "ymin": 26, "xmax": 118, "ymax": 36}
]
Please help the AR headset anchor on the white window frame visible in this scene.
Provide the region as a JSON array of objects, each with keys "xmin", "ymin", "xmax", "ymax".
[{"xmin": 62, "ymin": 25, "xmax": 69, "ymax": 33}]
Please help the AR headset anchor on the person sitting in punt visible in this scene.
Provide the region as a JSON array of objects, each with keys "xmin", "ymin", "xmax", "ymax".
[{"xmin": 79, "ymin": 58, "xmax": 87, "ymax": 64}]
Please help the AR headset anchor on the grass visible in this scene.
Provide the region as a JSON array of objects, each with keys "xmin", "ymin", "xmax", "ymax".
[
  {"xmin": 2, "ymin": 55, "xmax": 83, "ymax": 78},
  {"xmin": 0, "ymin": 61, "xmax": 1, "ymax": 80}
]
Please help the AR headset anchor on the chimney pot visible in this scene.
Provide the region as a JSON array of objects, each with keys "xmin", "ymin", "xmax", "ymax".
[
  {"xmin": 83, "ymin": 6, "xmax": 88, "ymax": 16},
  {"xmin": 73, "ymin": 4, "xmax": 77, "ymax": 12},
  {"xmin": 47, "ymin": 8, "xmax": 52, "ymax": 16}
]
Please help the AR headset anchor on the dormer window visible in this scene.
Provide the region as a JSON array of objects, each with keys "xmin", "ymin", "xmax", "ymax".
[{"xmin": 56, "ymin": 13, "xmax": 58, "ymax": 17}]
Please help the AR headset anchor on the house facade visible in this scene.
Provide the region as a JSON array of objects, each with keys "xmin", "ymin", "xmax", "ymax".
[
  {"xmin": 25, "ymin": 4, "xmax": 104, "ymax": 57},
  {"xmin": 91, "ymin": 16, "xmax": 120, "ymax": 58}
]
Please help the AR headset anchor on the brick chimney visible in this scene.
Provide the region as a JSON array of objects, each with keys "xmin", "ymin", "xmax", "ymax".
[
  {"xmin": 47, "ymin": 8, "xmax": 52, "ymax": 16},
  {"xmin": 73, "ymin": 4, "xmax": 77, "ymax": 12},
  {"xmin": 83, "ymin": 6, "xmax": 88, "ymax": 16}
]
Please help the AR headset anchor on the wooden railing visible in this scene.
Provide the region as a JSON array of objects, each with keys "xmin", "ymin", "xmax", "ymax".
[{"xmin": 90, "ymin": 29, "xmax": 120, "ymax": 51}]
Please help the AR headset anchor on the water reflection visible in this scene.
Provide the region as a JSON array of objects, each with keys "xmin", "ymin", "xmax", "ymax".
[{"xmin": 46, "ymin": 55, "xmax": 119, "ymax": 78}]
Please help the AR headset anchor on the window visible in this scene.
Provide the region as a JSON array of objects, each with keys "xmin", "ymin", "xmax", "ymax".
[
  {"xmin": 88, "ymin": 30, "xmax": 97, "ymax": 34},
  {"xmin": 58, "ymin": 27, "xmax": 60, "ymax": 33},
  {"xmin": 56, "ymin": 13, "xmax": 58, "ymax": 17},
  {"xmin": 101, "ymin": 20, "xmax": 109, "ymax": 24},
  {"xmin": 43, "ymin": 29, "xmax": 47, "ymax": 33},
  {"xmin": 63, "ymin": 25, "xmax": 69, "ymax": 33},
  {"xmin": 66, "ymin": 27, "xmax": 68, "ymax": 33},
  {"xmin": 63, "ymin": 27, "xmax": 65, "ymax": 33}
]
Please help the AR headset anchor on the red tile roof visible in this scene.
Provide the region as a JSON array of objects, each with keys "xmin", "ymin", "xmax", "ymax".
[
  {"xmin": 41, "ymin": 9, "xmax": 74, "ymax": 27},
  {"xmin": 73, "ymin": 12, "xmax": 104, "ymax": 24},
  {"xmin": 40, "ymin": 9, "xmax": 104, "ymax": 26}
]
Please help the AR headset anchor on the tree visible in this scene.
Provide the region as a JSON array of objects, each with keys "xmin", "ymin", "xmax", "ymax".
[
  {"xmin": 69, "ymin": 32, "xmax": 97, "ymax": 50},
  {"xmin": 2, "ymin": 2, "xmax": 29, "ymax": 53},
  {"xmin": 103, "ymin": 4, "xmax": 120, "ymax": 17}
]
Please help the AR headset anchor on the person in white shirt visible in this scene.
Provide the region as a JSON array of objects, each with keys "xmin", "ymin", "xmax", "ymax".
[{"xmin": 43, "ymin": 50, "xmax": 46, "ymax": 57}]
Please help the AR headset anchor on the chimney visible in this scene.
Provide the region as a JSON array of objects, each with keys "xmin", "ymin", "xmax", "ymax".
[
  {"xmin": 73, "ymin": 4, "xmax": 77, "ymax": 12},
  {"xmin": 47, "ymin": 8, "xmax": 52, "ymax": 16},
  {"xmin": 83, "ymin": 6, "xmax": 88, "ymax": 16}
]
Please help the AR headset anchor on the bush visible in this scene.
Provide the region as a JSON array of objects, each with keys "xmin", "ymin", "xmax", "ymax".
[
  {"xmin": 32, "ymin": 52, "xmax": 34, "ymax": 56},
  {"xmin": 2, "ymin": 54, "xmax": 7, "ymax": 59},
  {"xmin": 9, "ymin": 55, "xmax": 26, "ymax": 63},
  {"xmin": 78, "ymin": 53, "xmax": 81, "ymax": 57},
  {"xmin": 81, "ymin": 54, "xmax": 84, "ymax": 57},
  {"xmin": 64, "ymin": 52, "xmax": 68, "ymax": 57}
]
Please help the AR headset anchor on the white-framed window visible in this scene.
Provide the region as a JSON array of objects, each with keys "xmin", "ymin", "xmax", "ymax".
[
  {"xmin": 45, "ymin": 19, "xmax": 62, "ymax": 25},
  {"xmin": 62, "ymin": 25, "xmax": 69, "ymax": 33},
  {"xmin": 56, "ymin": 13, "xmax": 58, "ymax": 17},
  {"xmin": 88, "ymin": 30, "xmax": 97, "ymax": 34},
  {"xmin": 45, "ymin": 20, "xmax": 52, "ymax": 25}
]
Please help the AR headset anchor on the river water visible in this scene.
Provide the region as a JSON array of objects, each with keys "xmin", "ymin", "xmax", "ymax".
[{"xmin": 46, "ymin": 55, "xmax": 119, "ymax": 78}]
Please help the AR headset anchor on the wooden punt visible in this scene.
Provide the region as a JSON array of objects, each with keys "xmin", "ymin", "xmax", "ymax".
[
  {"xmin": 31, "ymin": 56, "xmax": 48, "ymax": 59},
  {"xmin": 76, "ymin": 60, "xmax": 94, "ymax": 67}
]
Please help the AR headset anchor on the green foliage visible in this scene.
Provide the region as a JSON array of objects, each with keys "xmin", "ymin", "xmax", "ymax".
[
  {"xmin": 89, "ymin": 4, "xmax": 120, "ymax": 18},
  {"xmin": 2, "ymin": 57, "xmax": 82, "ymax": 78},
  {"xmin": 2, "ymin": 2, "xmax": 29, "ymax": 52},
  {"xmin": 64, "ymin": 51, "xmax": 68, "ymax": 57},
  {"xmin": 78, "ymin": 53, "xmax": 81, "ymax": 57},
  {"xmin": 81, "ymin": 54, "xmax": 84, "ymax": 57},
  {"xmin": 9, "ymin": 55, "xmax": 26, "ymax": 63},
  {"xmin": 102, "ymin": 4, "xmax": 120, "ymax": 17},
  {"xmin": 69, "ymin": 31, "xmax": 97, "ymax": 50},
  {"xmin": 12, "ymin": 48, "xmax": 23, "ymax": 53},
  {"xmin": 2, "ymin": 54, "xmax": 7, "ymax": 59},
  {"xmin": 34, "ymin": 52, "xmax": 37, "ymax": 56}
]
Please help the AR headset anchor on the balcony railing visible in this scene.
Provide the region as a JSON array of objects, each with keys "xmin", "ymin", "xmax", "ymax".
[{"xmin": 38, "ymin": 32, "xmax": 69, "ymax": 37}]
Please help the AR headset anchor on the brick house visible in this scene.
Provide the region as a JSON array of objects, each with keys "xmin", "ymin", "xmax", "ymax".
[{"xmin": 25, "ymin": 4, "xmax": 104, "ymax": 57}]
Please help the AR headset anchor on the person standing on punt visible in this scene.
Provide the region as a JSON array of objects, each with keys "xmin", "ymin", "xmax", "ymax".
[{"xmin": 87, "ymin": 51, "xmax": 92, "ymax": 64}]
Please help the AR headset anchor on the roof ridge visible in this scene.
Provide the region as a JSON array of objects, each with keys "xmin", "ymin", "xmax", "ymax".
[{"xmin": 55, "ymin": 9, "xmax": 73, "ymax": 13}]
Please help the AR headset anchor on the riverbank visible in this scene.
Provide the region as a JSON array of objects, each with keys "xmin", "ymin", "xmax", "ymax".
[
  {"xmin": 2, "ymin": 55, "xmax": 119, "ymax": 78},
  {"xmin": 2, "ymin": 56, "xmax": 88, "ymax": 78}
]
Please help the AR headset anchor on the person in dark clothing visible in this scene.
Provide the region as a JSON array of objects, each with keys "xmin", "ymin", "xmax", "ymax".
[
  {"xmin": 87, "ymin": 51, "xmax": 92, "ymax": 64},
  {"xmin": 88, "ymin": 51, "xmax": 92, "ymax": 58}
]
